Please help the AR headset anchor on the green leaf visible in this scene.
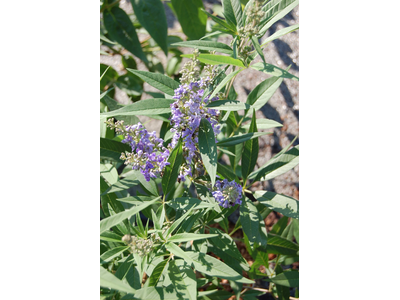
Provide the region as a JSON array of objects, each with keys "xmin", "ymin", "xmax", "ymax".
[
  {"xmin": 242, "ymin": 118, "xmax": 282, "ymax": 130},
  {"xmin": 125, "ymin": 170, "xmax": 159, "ymax": 196},
  {"xmin": 206, "ymin": 100, "xmax": 250, "ymax": 111},
  {"xmin": 100, "ymin": 65, "xmax": 111, "ymax": 82},
  {"xmin": 100, "ymin": 98, "xmax": 174, "ymax": 117},
  {"xmin": 222, "ymin": 0, "xmax": 243, "ymax": 27},
  {"xmin": 292, "ymin": 218, "xmax": 299, "ymax": 243},
  {"xmin": 100, "ymin": 231, "xmax": 124, "ymax": 244},
  {"xmin": 127, "ymin": 69, "xmax": 179, "ymax": 96},
  {"xmin": 166, "ymin": 243, "xmax": 254, "ymax": 284},
  {"xmin": 266, "ymin": 271, "xmax": 299, "ymax": 287},
  {"xmin": 241, "ymin": 111, "xmax": 259, "ymax": 181},
  {"xmin": 245, "ymin": 75, "xmax": 283, "ymax": 116},
  {"xmin": 100, "ymin": 163, "xmax": 119, "ymax": 185},
  {"xmin": 115, "ymin": 74, "xmax": 143, "ymax": 97},
  {"xmin": 122, "ymin": 286, "xmax": 179, "ymax": 300},
  {"xmin": 100, "ymin": 246, "xmax": 130, "ymax": 264},
  {"xmin": 254, "ymin": 190, "xmax": 298, "ymax": 219},
  {"xmin": 270, "ymin": 216, "xmax": 289, "ymax": 235},
  {"xmin": 100, "ymin": 197, "xmax": 160, "ymax": 234},
  {"xmin": 148, "ymin": 259, "xmax": 169, "ymax": 287},
  {"xmin": 103, "ymin": 6, "xmax": 148, "ymax": 64},
  {"xmin": 171, "ymin": 40, "xmax": 233, "ymax": 55},
  {"xmin": 101, "ymin": 177, "xmax": 139, "ymax": 196},
  {"xmin": 167, "ymin": 197, "xmax": 214, "ymax": 211},
  {"xmin": 250, "ymin": 145, "xmax": 299, "ymax": 182},
  {"xmin": 201, "ymin": 9, "xmax": 237, "ymax": 33},
  {"xmin": 250, "ymin": 36, "xmax": 265, "ymax": 63},
  {"xmin": 165, "ymin": 208, "xmax": 193, "ymax": 238},
  {"xmin": 115, "ymin": 254, "xmax": 134, "ymax": 280},
  {"xmin": 168, "ymin": 233, "xmax": 218, "ymax": 243},
  {"xmin": 267, "ymin": 233, "xmax": 299, "ymax": 255},
  {"xmin": 217, "ymin": 163, "xmax": 240, "ymax": 183},
  {"xmin": 168, "ymin": 260, "xmax": 197, "ymax": 300},
  {"xmin": 251, "ymin": 62, "xmax": 298, "ymax": 80},
  {"xmin": 198, "ymin": 119, "xmax": 218, "ymax": 186},
  {"xmin": 217, "ymin": 132, "xmax": 271, "ymax": 147},
  {"xmin": 208, "ymin": 69, "xmax": 243, "ymax": 100},
  {"xmin": 100, "ymin": 138, "xmax": 131, "ymax": 162},
  {"xmin": 258, "ymin": 0, "xmax": 299, "ymax": 37},
  {"xmin": 130, "ymin": 0, "xmax": 168, "ymax": 55},
  {"xmin": 240, "ymin": 197, "xmax": 267, "ymax": 248},
  {"xmin": 162, "ymin": 139, "xmax": 183, "ymax": 198},
  {"xmin": 100, "ymin": 266, "xmax": 136, "ymax": 294},
  {"xmin": 261, "ymin": 24, "xmax": 299, "ymax": 47},
  {"xmin": 181, "ymin": 53, "xmax": 244, "ymax": 67},
  {"xmin": 171, "ymin": 0, "xmax": 207, "ymax": 40},
  {"xmin": 207, "ymin": 228, "xmax": 249, "ymax": 270}
]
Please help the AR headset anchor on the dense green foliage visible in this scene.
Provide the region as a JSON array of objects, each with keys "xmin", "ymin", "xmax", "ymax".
[{"xmin": 100, "ymin": 0, "xmax": 299, "ymax": 299}]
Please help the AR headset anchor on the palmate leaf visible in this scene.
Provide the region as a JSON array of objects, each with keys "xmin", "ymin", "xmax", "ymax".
[
  {"xmin": 127, "ymin": 69, "xmax": 179, "ymax": 96},
  {"xmin": 253, "ymin": 190, "xmax": 299, "ymax": 219},
  {"xmin": 166, "ymin": 242, "xmax": 254, "ymax": 284},
  {"xmin": 171, "ymin": 0, "xmax": 207, "ymax": 40},
  {"xmin": 171, "ymin": 40, "xmax": 234, "ymax": 55},
  {"xmin": 198, "ymin": 118, "xmax": 218, "ymax": 186},
  {"xmin": 130, "ymin": 0, "xmax": 168, "ymax": 55},
  {"xmin": 100, "ymin": 197, "xmax": 160, "ymax": 234},
  {"xmin": 181, "ymin": 53, "xmax": 244, "ymax": 67},
  {"xmin": 103, "ymin": 6, "xmax": 148, "ymax": 64}
]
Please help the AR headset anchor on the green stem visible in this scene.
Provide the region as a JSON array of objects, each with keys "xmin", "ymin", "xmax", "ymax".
[{"xmin": 100, "ymin": 0, "xmax": 121, "ymax": 13}]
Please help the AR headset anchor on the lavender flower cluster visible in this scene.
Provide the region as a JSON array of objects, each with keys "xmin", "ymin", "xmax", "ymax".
[
  {"xmin": 169, "ymin": 79, "xmax": 221, "ymax": 180},
  {"xmin": 105, "ymin": 119, "xmax": 170, "ymax": 181},
  {"xmin": 210, "ymin": 179, "xmax": 243, "ymax": 208}
]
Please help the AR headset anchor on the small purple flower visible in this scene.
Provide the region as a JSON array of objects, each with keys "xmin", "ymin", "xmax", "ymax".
[
  {"xmin": 168, "ymin": 79, "xmax": 221, "ymax": 180},
  {"xmin": 108, "ymin": 120, "xmax": 171, "ymax": 182},
  {"xmin": 210, "ymin": 179, "xmax": 243, "ymax": 208}
]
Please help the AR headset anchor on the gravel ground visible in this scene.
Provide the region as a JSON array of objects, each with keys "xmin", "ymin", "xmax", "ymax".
[
  {"xmin": 101, "ymin": 0, "xmax": 299, "ymax": 295},
  {"xmin": 100, "ymin": 0, "xmax": 299, "ymax": 200}
]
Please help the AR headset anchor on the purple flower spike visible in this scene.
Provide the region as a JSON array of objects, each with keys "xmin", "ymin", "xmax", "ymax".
[
  {"xmin": 168, "ymin": 79, "xmax": 221, "ymax": 179},
  {"xmin": 108, "ymin": 121, "xmax": 171, "ymax": 182},
  {"xmin": 210, "ymin": 179, "xmax": 243, "ymax": 208}
]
